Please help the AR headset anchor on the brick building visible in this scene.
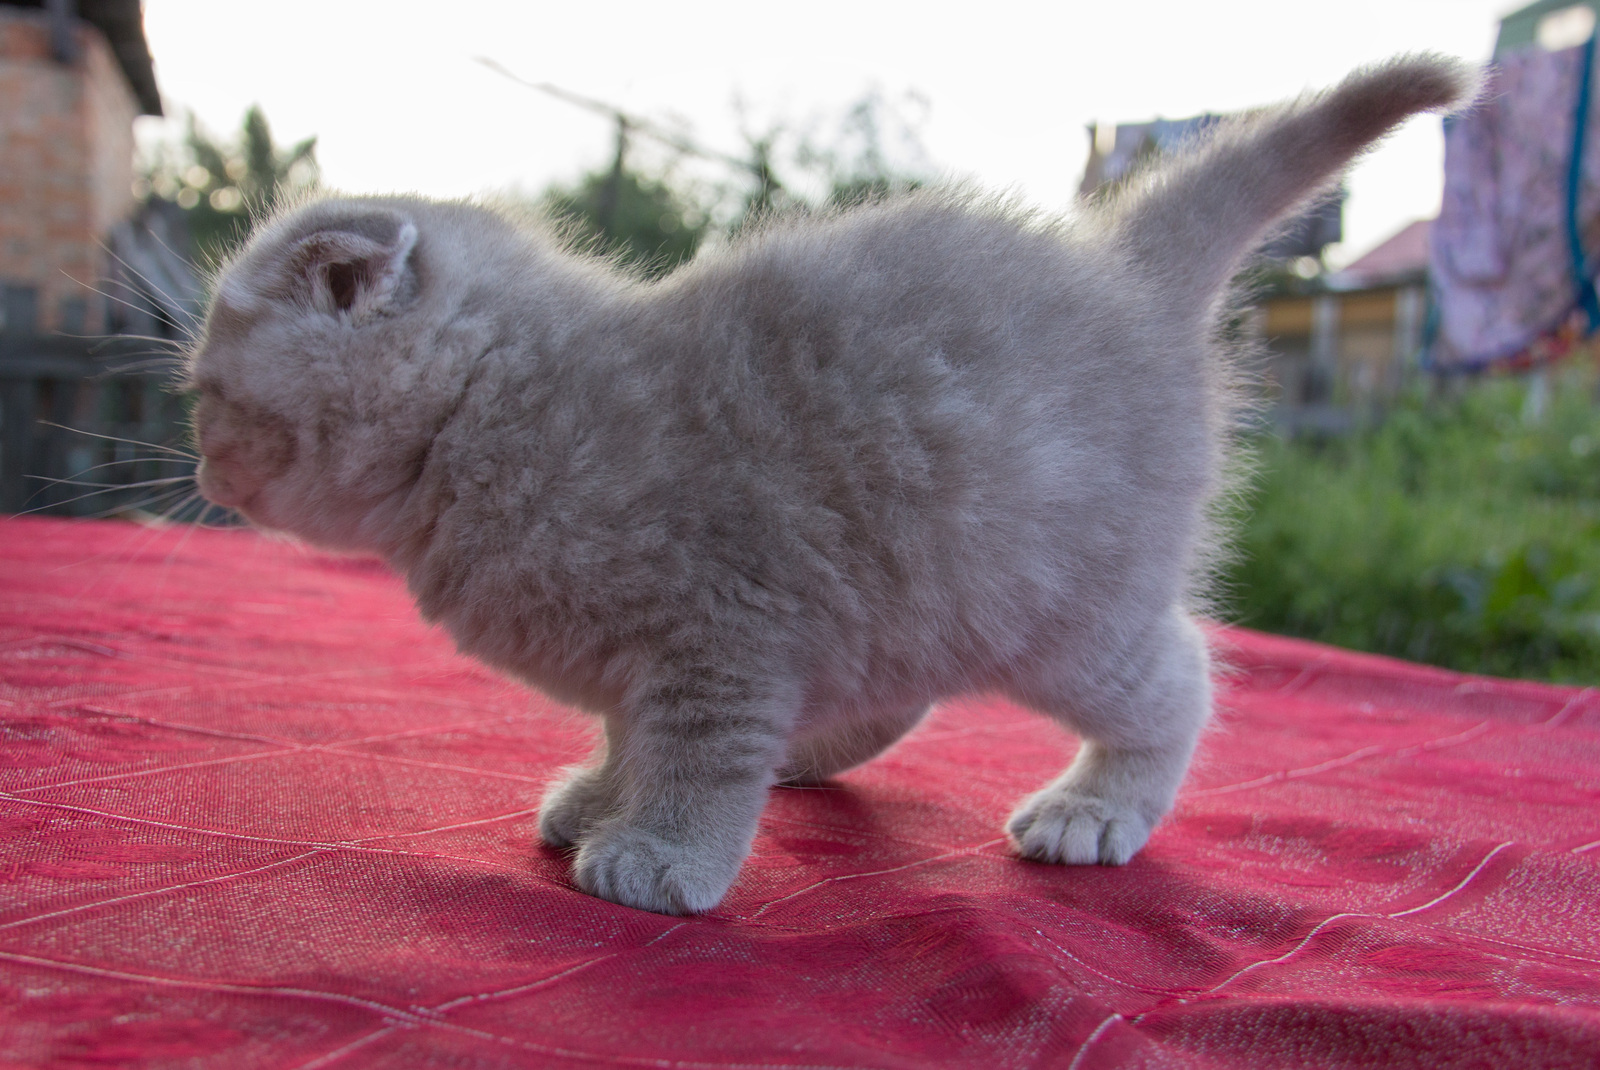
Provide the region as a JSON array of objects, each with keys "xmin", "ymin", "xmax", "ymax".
[
  {"xmin": 0, "ymin": 0, "xmax": 192, "ymax": 516},
  {"xmin": 0, "ymin": 0, "xmax": 160, "ymax": 336}
]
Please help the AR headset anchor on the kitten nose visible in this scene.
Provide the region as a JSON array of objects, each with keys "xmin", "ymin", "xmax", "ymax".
[{"xmin": 196, "ymin": 457, "xmax": 252, "ymax": 507}]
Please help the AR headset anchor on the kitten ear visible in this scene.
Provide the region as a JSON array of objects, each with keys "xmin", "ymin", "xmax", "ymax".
[{"xmin": 285, "ymin": 211, "xmax": 419, "ymax": 323}]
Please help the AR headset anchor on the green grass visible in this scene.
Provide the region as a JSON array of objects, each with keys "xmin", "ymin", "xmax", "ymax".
[{"xmin": 1224, "ymin": 372, "xmax": 1600, "ymax": 684}]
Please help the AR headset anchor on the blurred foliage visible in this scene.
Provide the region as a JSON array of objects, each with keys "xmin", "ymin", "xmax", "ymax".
[
  {"xmin": 1226, "ymin": 369, "xmax": 1600, "ymax": 683},
  {"xmin": 539, "ymin": 88, "xmax": 930, "ymax": 275},
  {"xmin": 139, "ymin": 106, "xmax": 319, "ymax": 265},
  {"xmin": 541, "ymin": 168, "xmax": 709, "ymax": 279},
  {"xmin": 793, "ymin": 87, "xmax": 928, "ymax": 210}
]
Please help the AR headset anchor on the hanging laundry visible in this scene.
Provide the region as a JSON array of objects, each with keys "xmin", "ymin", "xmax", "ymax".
[{"xmin": 1429, "ymin": 36, "xmax": 1600, "ymax": 370}]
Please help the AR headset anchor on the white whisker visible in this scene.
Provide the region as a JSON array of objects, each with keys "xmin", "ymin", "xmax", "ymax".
[
  {"xmin": 29, "ymin": 457, "xmax": 194, "ymax": 485},
  {"xmin": 12, "ymin": 480, "xmax": 195, "ymax": 519},
  {"xmin": 54, "ymin": 331, "xmax": 187, "ymax": 351},
  {"xmin": 62, "ymin": 275, "xmax": 171, "ymax": 323},
  {"xmin": 28, "ymin": 474, "xmax": 194, "ymax": 491},
  {"xmin": 38, "ymin": 422, "xmax": 198, "ymax": 460},
  {"xmin": 87, "ymin": 356, "xmax": 191, "ymax": 379},
  {"xmin": 93, "ymin": 240, "xmax": 203, "ymax": 337}
]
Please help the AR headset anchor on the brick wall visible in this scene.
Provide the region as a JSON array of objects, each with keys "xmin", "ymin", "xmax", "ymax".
[{"xmin": 0, "ymin": 7, "xmax": 139, "ymax": 336}]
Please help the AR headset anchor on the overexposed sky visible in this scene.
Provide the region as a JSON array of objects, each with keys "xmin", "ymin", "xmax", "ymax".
[{"xmin": 139, "ymin": 1, "xmax": 1517, "ymax": 265}]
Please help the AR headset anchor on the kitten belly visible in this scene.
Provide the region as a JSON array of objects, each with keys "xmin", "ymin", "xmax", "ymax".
[{"xmin": 778, "ymin": 701, "xmax": 930, "ymax": 785}]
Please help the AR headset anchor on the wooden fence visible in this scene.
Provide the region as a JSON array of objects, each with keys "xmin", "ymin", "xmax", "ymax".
[{"xmin": 0, "ymin": 335, "xmax": 197, "ymax": 518}]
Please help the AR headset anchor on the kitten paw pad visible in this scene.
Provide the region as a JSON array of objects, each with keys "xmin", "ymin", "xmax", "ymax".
[
  {"xmin": 1006, "ymin": 793, "xmax": 1152, "ymax": 866},
  {"xmin": 537, "ymin": 768, "xmax": 614, "ymax": 849},
  {"xmin": 572, "ymin": 823, "xmax": 737, "ymax": 915}
]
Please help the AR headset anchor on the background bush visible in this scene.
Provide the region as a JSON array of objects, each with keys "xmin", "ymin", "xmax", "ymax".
[{"xmin": 1225, "ymin": 370, "xmax": 1600, "ymax": 683}]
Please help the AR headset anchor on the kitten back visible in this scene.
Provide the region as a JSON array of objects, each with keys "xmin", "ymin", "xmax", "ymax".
[{"xmin": 1104, "ymin": 54, "xmax": 1478, "ymax": 315}]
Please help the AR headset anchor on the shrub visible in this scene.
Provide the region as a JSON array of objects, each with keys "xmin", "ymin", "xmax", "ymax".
[{"xmin": 1225, "ymin": 372, "xmax": 1600, "ymax": 683}]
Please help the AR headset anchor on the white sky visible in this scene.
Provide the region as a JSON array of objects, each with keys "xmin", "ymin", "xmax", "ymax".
[{"xmin": 139, "ymin": 0, "xmax": 1518, "ymax": 266}]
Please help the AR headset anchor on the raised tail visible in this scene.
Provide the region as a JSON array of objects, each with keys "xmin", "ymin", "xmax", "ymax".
[{"xmin": 1103, "ymin": 54, "xmax": 1478, "ymax": 315}]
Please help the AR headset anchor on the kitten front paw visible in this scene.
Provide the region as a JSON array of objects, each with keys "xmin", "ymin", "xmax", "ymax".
[
  {"xmin": 1006, "ymin": 791, "xmax": 1154, "ymax": 866},
  {"xmin": 572, "ymin": 822, "xmax": 741, "ymax": 915},
  {"xmin": 537, "ymin": 766, "xmax": 616, "ymax": 849}
]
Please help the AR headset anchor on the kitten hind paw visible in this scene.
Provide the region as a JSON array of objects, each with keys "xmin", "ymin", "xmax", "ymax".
[
  {"xmin": 1006, "ymin": 792, "xmax": 1153, "ymax": 866},
  {"xmin": 572, "ymin": 822, "xmax": 739, "ymax": 915}
]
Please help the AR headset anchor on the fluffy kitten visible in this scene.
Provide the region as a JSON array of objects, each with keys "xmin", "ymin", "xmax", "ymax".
[{"xmin": 189, "ymin": 57, "xmax": 1472, "ymax": 914}]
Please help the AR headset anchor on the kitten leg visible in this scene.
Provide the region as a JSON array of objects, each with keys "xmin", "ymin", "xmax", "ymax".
[
  {"xmin": 572, "ymin": 665, "xmax": 792, "ymax": 915},
  {"xmin": 538, "ymin": 720, "xmax": 628, "ymax": 848},
  {"xmin": 777, "ymin": 703, "xmax": 929, "ymax": 785},
  {"xmin": 1006, "ymin": 607, "xmax": 1209, "ymax": 866}
]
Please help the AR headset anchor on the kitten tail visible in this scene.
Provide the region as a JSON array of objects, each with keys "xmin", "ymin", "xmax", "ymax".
[{"xmin": 1106, "ymin": 54, "xmax": 1479, "ymax": 315}]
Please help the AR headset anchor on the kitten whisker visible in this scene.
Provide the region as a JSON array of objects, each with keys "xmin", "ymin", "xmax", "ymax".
[
  {"xmin": 27, "ymin": 474, "xmax": 194, "ymax": 491},
  {"xmin": 38, "ymin": 422, "xmax": 198, "ymax": 460},
  {"xmin": 57, "ymin": 271, "xmax": 201, "ymax": 342},
  {"xmin": 146, "ymin": 488, "xmax": 207, "ymax": 526},
  {"xmin": 11, "ymin": 479, "xmax": 195, "ymax": 519},
  {"xmin": 85, "ymin": 355, "xmax": 192, "ymax": 379},
  {"xmin": 52, "ymin": 330, "xmax": 187, "ymax": 352},
  {"xmin": 60, "ymin": 274, "xmax": 175, "ymax": 326},
  {"xmin": 107, "ymin": 332, "xmax": 188, "ymax": 349},
  {"xmin": 95, "ymin": 240, "xmax": 203, "ymax": 338},
  {"xmin": 27, "ymin": 457, "xmax": 195, "ymax": 484},
  {"xmin": 189, "ymin": 499, "xmax": 241, "ymax": 529}
]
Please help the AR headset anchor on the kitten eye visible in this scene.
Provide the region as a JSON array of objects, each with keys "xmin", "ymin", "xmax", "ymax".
[{"xmin": 326, "ymin": 261, "xmax": 361, "ymax": 312}]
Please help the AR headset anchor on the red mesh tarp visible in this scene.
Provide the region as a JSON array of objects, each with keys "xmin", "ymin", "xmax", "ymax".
[{"xmin": 1, "ymin": 516, "xmax": 1598, "ymax": 1068}]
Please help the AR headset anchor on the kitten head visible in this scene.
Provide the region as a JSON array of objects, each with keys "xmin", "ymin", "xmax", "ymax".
[{"xmin": 188, "ymin": 197, "xmax": 504, "ymax": 551}]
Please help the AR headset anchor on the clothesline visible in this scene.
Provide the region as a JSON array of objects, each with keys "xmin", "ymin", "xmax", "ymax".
[{"xmin": 1428, "ymin": 31, "xmax": 1600, "ymax": 373}]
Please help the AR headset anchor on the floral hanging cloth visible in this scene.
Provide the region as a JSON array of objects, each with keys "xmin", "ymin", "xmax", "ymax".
[{"xmin": 1428, "ymin": 34, "xmax": 1600, "ymax": 371}]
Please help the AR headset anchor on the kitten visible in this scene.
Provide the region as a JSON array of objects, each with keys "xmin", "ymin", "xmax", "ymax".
[{"xmin": 188, "ymin": 57, "xmax": 1473, "ymax": 915}]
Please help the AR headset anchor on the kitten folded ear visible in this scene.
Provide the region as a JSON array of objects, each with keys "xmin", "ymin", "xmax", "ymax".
[{"xmin": 283, "ymin": 210, "xmax": 420, "ymax": 323}]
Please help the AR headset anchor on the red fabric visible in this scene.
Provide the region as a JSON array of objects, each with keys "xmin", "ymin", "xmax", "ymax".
[{"xmin": 1, "ymin": 516, "xmax": 1597, "ymax": 1069}]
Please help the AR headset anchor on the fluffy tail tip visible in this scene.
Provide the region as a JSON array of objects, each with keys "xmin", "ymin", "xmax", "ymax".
[{"xmin": 1337, "ymin": 53, "xmax": 1483, "ymax": 120}]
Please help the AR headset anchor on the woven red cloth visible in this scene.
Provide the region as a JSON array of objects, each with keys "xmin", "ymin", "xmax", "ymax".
[{"xmin": 1, "ymin": 517, "xmax": 1598, "ymax": 1069}]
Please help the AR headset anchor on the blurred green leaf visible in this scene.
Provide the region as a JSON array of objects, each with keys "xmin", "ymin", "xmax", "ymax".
[
  {"xmin": 143, "ymin": 105, "xmax": 321, "ymax": 265},
  {"xmin": 1226, "ymin": 372, "xmax": 1600, "ymax": 682}
]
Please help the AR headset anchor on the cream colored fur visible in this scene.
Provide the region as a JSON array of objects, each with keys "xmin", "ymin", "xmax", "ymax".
[{"xmin": 189, "ymin": 57, "xmax": 1474, "ymax": 914}]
